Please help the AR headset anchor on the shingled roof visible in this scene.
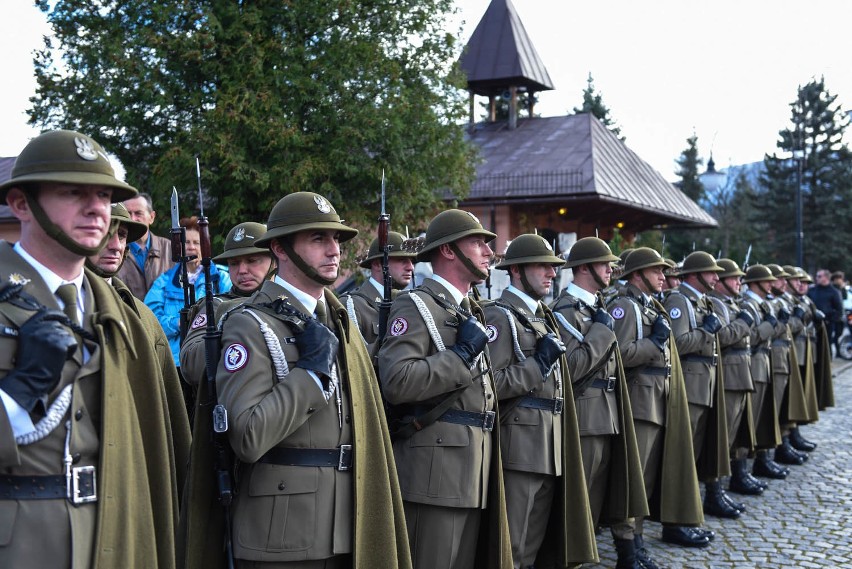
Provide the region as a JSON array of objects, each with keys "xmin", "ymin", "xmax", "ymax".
[
  {"xmin": 462, "ymin": 113, "xmax": 717, "ymax": 229},
  {"xmin": 460, "ymin": 0, "xmax": 554, "ymax": 97}
]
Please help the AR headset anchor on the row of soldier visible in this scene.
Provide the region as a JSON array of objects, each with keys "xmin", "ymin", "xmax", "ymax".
[{"xmin": 0, "ymin": 129, "xmax": 831, "ymax": 569}]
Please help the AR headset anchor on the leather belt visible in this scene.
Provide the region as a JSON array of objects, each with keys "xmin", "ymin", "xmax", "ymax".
[
  {"xmin": 590, "ymin": 376, "xmax": 617, "ymax": 392},
  {"xmin": 260, "ymin": 445, "xmax": 353, "ymax": 471},
  {"xmin": 724, "ymin": 348, "xmax": 751, "ymax": 356},
  {"xmin": 0, "ymin": 467, "xmax": 97, "ymax": 504},
  {"xmin": 772, "ymin": 339, "xmax": 791, "ymax": 347},
  {"xmin": 640, "ymin": 365, "xmax": 671, "ymax": 376},
  {"xmin": 683, "ymin": 354, "xmax": 718, "ymax": 365},
  {"xmin": 437, "ymin": 409, "xmax": 496, "ymax": 431},
  {"xmin": 517, "ymin": 396, "xmax": 564, "ymax": 414},
  {"xmin": 752, "ymin": 346, "xmax": 771, "ymax": 356}
]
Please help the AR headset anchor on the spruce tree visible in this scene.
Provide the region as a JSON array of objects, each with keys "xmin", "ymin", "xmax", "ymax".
[
  {"xmin": 571, "ymin": 72, "xmax": 624, "ymax": 140},
  {"xmin": 666, "ymin": 134, "xmax": 707, "ymax": 260}
]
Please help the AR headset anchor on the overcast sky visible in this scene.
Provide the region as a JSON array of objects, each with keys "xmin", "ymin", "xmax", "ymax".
[{"xmin": 4, "ymin": 1, "xmax": 851, "ymax": 182}]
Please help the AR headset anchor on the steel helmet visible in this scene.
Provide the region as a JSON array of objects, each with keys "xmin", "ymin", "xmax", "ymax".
[
  {"xmin": 416, "ymin": 209, "xmax": 496, "ymax": 262},
  {"xmin": 213, "ymin": 222, "xmax": 271, "ymax": 263},
  {"xmin": 0, "ymin": 130, "xmax": 137, "ymax": 203},
  {"xmin": 716, "ymin": 258, "xmax": 746, "ymax": 279},
  {"xmin": 679, "ymin": 251, "xmax": 724, "ymax": 275},
  {"xmin": 621, "ymin": 247, "xmax": 668, "ymax": 276},
  {"xmin": 110, "ymin": 203, "xmax": 148, "ymax": 244},
  {"xmin": 782, "ymin": 265, "xmax": 804, "ymax": 279},
  {"xmin": 564, "ymin": 237, "xmax": 620, "ymax": 268},
  {"xmin": 765, "ymin": 263, "xmax": 790, "ymax": 279},
  {"xmin": 359, "ymin": 231, "xmax": 418, "ymax": 269},
  {"xmin": 255, "ymin": 192, "xmax": 358, "ymax": 248},
  {"xmin": 742, "ymin": 264, "xmax": 776, "ymax": 283},
  {"xmin": 494, "ymin": 234, "xmax": 564, "ymax": 269}
]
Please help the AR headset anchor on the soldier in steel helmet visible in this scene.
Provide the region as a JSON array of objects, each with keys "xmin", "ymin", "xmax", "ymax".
[
  {"xmin": 763, "ymin": 264, "xmax": 810, "ymax": 467},
  {"xmin": 339, "ymin": 231, "xmax": 416, "ymax": 355},
  {"xmin": 607, "ymin": 247, "xmax": 704, "ymax": 560},
  {"xmin": 780, "ymin": 265, "xmax": 820, "ymax": 453},
  {"xmin": 183, "ymin": 191, "xmax": 411, "ymax": 569},
  {"xmin": 482, "ymin": 234, "xmax": 597, "ymax": 569},
  {"xmin": 739, "ymin": 264, "xmax": 789, "ymax": 481},
  {"xmin": 0, "ymin": 130, "xmax": 190, "ymax": 567},
  {"xmin": 377, "ymin": 209, "xmax": 512, "ymax": 569},
  {"xmin": 179, "ymin": 221, "xmax": 276, "ymax": 387},
  {"xmin": 550, "ymin": 237, "xmax": 648, "ymax": 569},
  {"xmin": 707, "ymin": 259, "xmax": 764, "ymax": 497},
  {"xmin": 662, "ymin": 259, "xmax": 681, "ymax": 294},
  {"xmin": 663, "ymin": 251, "xmax": 744, "ymax": 525}
]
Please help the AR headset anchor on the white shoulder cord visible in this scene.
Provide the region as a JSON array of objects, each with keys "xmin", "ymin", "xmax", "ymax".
[
  {"xmin": 410, "ymin": 292, "xmax": 447, "ymax": 351},
  {"xmin": 554, "ymin": 311, "xmax": 585, "ymax": 343},
  {"xmin": 16, "ymin": 384, "xmax": 73, "ymax": 446},
  {"xmin": 501, "ymin": 307, "xmax": 526, "ymax": 361},
  {"xmin": 345, "ymin": 296, "xmax": 367, "ymax": 345},
  {"xmin": 242, "ymin": 308, "xmax": 290, "ymax": 382}
]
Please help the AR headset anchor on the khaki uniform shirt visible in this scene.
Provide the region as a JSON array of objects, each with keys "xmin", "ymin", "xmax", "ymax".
[
  {"xmin": 378, "ymin": 278, "xmax": 495, "ymax": 508},
  {"xmin": 216, "ymin": 280, "xmax": 354, "ymax": 562},
  {"xmin": 483, "ymin": 288, "xmax": 563, "ymax": 475},
  {"xmin": 663, "ymin": 284, "xmax": 717, "ymax": 407},
  {"xmin": 707, "ymin": 291, "xmax": 753, "ymax": 392}
]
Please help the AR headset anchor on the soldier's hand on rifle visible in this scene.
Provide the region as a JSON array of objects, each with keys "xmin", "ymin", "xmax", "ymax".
[
  {"xmin": 777, "ymin": 308, "xmax": 791, "ymax": 324},
  {"xmin": 0, "ymin": 309, "xmax": 77, "ymax": 412},
  {"xmin": 533, "ymin": 333, "xmax": 566, "ymax": 379},
  {"xmin": 649, "ymin": 315, "xmax": 670, "ymax": 351},
  {"xmin": 736, "ymin": 310, "xmax": 754, "ymax": 327},
  {"xmin": 592, "ymin": 307, "xmax": 614, "ymax": 331},
  {"xmin": 448, "ymin": 316, "xmax": 488, "ymax": 369},
  {"xmin": 702, "ymin": 313, "xmax": 722, "ymax": 334},
  {"xmin": 793, "ymin": 306, "xmax": 805, "ymax": 321},
  {"xmin": 294, "ymin": 319, "xmax": 339, "ymax": 385}
]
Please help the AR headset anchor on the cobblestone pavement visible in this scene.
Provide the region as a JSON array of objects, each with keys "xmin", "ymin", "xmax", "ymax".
[{"xmin": 587, "ymin": 360, "xmax": 852, "ymax": 569}]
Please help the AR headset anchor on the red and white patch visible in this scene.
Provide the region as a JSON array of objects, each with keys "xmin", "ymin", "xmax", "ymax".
[
  {"xmin": 485, "ymin": 324, "xmax": 499, "ymax": 343},
  {"xmin": 223, "ymin": 343, "xmax": 249, "ymax": 372},
  {"xmin": 610, "ymin": 306, "xmax": 625, "ymax": 320},
  {"xmin": 191, "ymin": 313, "xmax": 207, "ymax": 330},
  {"xmin": 390, "ymin": 317, "xmax": 409, "ymax": 336}
]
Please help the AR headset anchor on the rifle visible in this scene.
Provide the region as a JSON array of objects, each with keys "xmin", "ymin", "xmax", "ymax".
[
  {"xmin": 376, "ymin": 171, "xmax": 393, "ymax": 345},
  {"xmin": 197, "ymin": 158, "xmax": 235, "ymax": 569},
  {"xmin": 171, "ymin": 187, "xmax": 195, "ymax": 344},
  {"xmin": 743, "ymin": 244, "xmax": 753, "ymax": 269}
]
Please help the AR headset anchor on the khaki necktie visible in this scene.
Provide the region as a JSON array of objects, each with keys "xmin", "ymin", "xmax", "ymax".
[
  {"xmin": 56, "ymin": 283, "xmax": 80, "ymax": 326},
  {"xmin": 460, "ymin": 297, "xmax": 471, "ymax": 315},
  {"xmin": 315, "ymin": 299, "xmax": 328, "ymax": 327},
  {"xmin": 535, "ymin": 303, "xmax": 546, "ymax": 319}
]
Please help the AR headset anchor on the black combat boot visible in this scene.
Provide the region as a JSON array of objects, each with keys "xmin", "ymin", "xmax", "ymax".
[
  {"xmin": 720, "ymin": 488, "xmax": 746, "ymax": 513},
  {"xmin": 789, "ymin": 426, "xmax": 817, "ymax": 452},
  {"xmin": 660, "ymin": 525, "xmax": 710, "ymax": 548},
  {"xmin": 775, "ymin": 436, "xmax": 807, "ymax": 465},
  {"xmin": 634, "ymin": 535, "xmax": 660, "ymax": 569},
  {"xmin": 703, "ymin": 480, "xmax": 741, "ymax": 519},
  {"xmin": 729, "ymin": 459, "xmax": 764, "ymax": 495},
  {"xmin": 613, "ymin": 538, "xmax": 637, "ymax": 569},
  {"xmin": 752, "ymin": 450, "xmax": 789, "ymax": 479}
]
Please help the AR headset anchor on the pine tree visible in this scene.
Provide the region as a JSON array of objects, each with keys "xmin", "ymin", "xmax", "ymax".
[
  {"xmin": 758, "ymin": 77, "xmax": 852, "ymax": 271},
  {"xmin": 571, "ymin": 72, "xmax": 624, "ymax": 140},
  {"xmin": 665, "ymin": 134, "xmax": 709, "ymax": 260}
]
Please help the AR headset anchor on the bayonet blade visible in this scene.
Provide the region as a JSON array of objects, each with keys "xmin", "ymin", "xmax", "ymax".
[
  {"xmin": 195, "ymin": 156, "xmax": 205, "ymax": 218},
  {"xmin": 171, "ymin": 187, "xmax": 180, "ymax": 229}
]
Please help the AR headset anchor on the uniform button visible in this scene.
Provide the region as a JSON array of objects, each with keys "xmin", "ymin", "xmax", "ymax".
[
  {"xmin": 345, "ymin": 415, "xmax": 351, "ymax": 424},
  {"xmin": 307, "ymin": 407, "xmax": 316, "ymax": 414},
  {"xmin": 74, "ymin": 409, "xmax": 83, "ymax": 421},
  {"xmin": 436, "ymin": 438, "xmax": 443, "ymax": 444},
  {"xmin": 278, "ymin": 482, "xmax": 286, "ymax": 491},
  {"xmin": 514, "ymin": 417, "xmax": 519, "ymax": 422},
  {"xmin": 72, "ymin": 453, "xmax": 81, "ymax": 464}
]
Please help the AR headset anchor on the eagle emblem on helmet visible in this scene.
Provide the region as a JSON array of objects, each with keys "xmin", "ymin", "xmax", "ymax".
[
  {"xmin": 74, "ymin": 136, "xmax": 98, "ymax": 161},
  {"xmin": 314, "ymin": 195, "xmax": 331, "ymax": 213},
  {"xmin": 233, "ymin": 227, "xmax": 246, "ymax": 242}
]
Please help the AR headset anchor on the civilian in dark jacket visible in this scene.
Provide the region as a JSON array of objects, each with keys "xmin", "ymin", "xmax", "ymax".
[{"xmin": 808, "ymin": 269, "xmax": 843, "ymax": 355}]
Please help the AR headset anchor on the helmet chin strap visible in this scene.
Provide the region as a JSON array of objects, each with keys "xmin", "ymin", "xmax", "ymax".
[
  {"xmin": 637, "ymin": 270, "xmax": 657, "ymax": 295},
  {"xmin": 586, "ymin": 263, "xmax": 607, "ymax": 290},
  {"xmin": 518, "ymin": 265, "xmax": 543, "ymax": 301},
  {"xmin": 26, "ymin": 193, "xmax": 110, "ymax": 257},
  {"xmin": 721, "ymin": 279, "xmax": 738, "ymax": 297},
  {"xmin": 450, "ymin": 242, "xmax": 488, "ymax": 281},
  {"xmin": 697, "ymin": 273, "xmax": 715, "ymax": 293},
  {"xmin": 279, "ymin": 239, "xmax": 337, "ymax": 286}
]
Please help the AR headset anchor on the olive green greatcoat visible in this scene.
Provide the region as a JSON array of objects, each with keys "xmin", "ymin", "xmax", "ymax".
[
  {"xmin": 181, "ymin": 282, "xmax": 411, "ymax": 569},
  {"xmin": 0, "ymin": 242, "xmax": 190, "ymax": 569}
]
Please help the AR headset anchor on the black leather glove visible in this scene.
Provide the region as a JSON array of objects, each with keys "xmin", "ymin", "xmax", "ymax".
[
  {"xmin": 294, "ymin": 318, "xmax": 339, "ymax": 382},
  {"xmin": 777, "ymin": 308, "xmax": 791, "ymax": 324},
  {"xmin": 793, "ymin": 306, "xmax": 805, "ymax": 320},
  {"xmin": 0, "ymin": 309, "xmax": 77, "ymax": 413},
  {"xmin": 533, "ymin": 333, "xmax": 566, "ymax": 378},
  {"xmin": 448, "ymin": 316, "xmax": 488, "ymax": 368},
  {"xmin": 736, "ymin": 310, "xmax": 754, "ymax": 327},
  {"xmin": 814, "ymin": 309, "xmax": 826, "ymax": 322},
  {"xmin": 649, "ymin": 315, "xmax": 670, "ymax": 351},
  {"xmin": 764, "ymin": 314, "xmax": 778, "ymax": 327},
  {"xmin": 593, "ymin": 307, "xmax": 614, "ymax": 331},
  {"xmin": 702, "ymin": 313, "xmax": 722, "ymax": 334}
]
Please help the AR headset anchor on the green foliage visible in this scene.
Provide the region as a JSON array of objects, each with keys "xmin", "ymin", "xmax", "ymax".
[
  {"xmin": 30, "ymin": 0, "xmax": 478, "ymax": 256},
  {"xmin": 665, "ymin": 134, "xmax": 711, "ymax": 260},
  {"xmin": 757, "ymin": 77, "xmax": 852, "ymax": 272},
  {"xmin": 570, "ymin": 72, "xmax": 624, "ymax": 141}
]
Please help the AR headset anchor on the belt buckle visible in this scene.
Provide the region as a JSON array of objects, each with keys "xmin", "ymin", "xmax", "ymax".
[
  {"xmin": 69, "ymin": 466, "xmax": 97, "ymax": 504},
  {"xmin": 552, "ymin": 397, "xmax": 564, "ymax": 415},
  {"xmin": 482, "ymin": 411, "xmax": 496, "ymax": 432},
  {"xmin": 337, "ymin": 445, "xmax": 353, "ymax": 471},
  {"xmin": 606, "ymin": 376, "xmax": 616, "ymax": 392}
]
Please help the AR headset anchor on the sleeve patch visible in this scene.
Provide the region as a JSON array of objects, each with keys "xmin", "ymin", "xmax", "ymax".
[
  {"xmin": 486, "ymin": 324, "xmax": 499, "ymax": 343},
  {"xmin": 670, "ymin": 307, "xmax": 682, "ymax": 319},
  {"xmin": 191, "ymin": 313, "xmax": 207, "ymax": 330},
  {"xmin": 610, "ymin": 306, "xmax": 625, "ymax": 320},
  {"xmin": 390, "ymin": 317, "xmax": 409, "ymax": 336},
  {"xmin": 223, "ymin": 343, "xmax": 249, "ymax": 372}
]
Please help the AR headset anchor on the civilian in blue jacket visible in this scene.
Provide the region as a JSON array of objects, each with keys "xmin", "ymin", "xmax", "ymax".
[{"xmin": 145, "ymin": 216, "xmax": 232, "ymax": 366}]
